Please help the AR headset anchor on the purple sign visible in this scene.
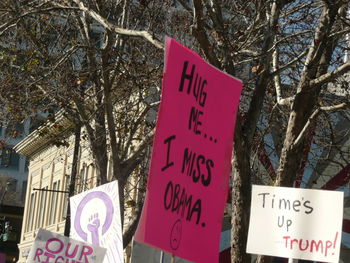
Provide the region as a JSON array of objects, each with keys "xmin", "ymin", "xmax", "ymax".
[
  {"xmin": 70, "ymin": 180, "xmax": 123, "ymax": 263},
  {"xmin": 74, "ymin": 191, "xmax": 114, "ymax": 245}
]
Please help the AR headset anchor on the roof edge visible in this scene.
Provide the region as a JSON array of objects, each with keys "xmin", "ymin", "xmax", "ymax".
[{"xmin": 14, "ymin": 111, "xmax": 74, "ymax": 157}]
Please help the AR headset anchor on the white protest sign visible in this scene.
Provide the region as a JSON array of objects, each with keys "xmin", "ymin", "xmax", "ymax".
[
  {"xmin": 26, "ymin": 228, "xmax": 106, "ymax": 263},
  {"xmin": 247, "ymin": 185, "xmax": 343, "ymax": 263},
  {"xmin": 70, "ymin": 180, "xmax": 123, "ymax": 263}
]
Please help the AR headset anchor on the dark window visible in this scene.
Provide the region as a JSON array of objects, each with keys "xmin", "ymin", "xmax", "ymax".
[
  {"xmin": 49, "ymin": 180, "xmax": 60, "ymax": 225},
  {"xmin": 39, "ymin": 186, "xmax": 48, "ymax": 227},
  {"xmin": 0, "ymin": 148, "xmax": 20, "ymax": 170},
  {"xmin": 27, "ymin": 192, "xmax": 36, "ymax": 231},
  {"xmin": 21, "ymin": 181, "xmax": 27, "ymax": 202}
]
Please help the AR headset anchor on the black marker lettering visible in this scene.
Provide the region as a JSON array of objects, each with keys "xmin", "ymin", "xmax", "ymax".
[
  {"xmin": 193, "ymin": 155, "xmax": 204, "ymax": 183},
  {"xmin": 258, "ymin": 193, "xmax": 270, "ymax": 208},
  {"xmin": 161, "ymin": 135, "xmax": 176, "ymax": 171},
  {"xmin": 181, "ymin": 148, "xmax": 190, "ymax": 176},
  {"xmin": 202, "ymin": 159, "xmax": 213, "ymax": 186},
  {"xmin": 163, "ymin": 181, "xmax": 202, "ymax": 225},
  {"xmin": 164, "ymin": 181, "xmax": 173, "ymax": 210},
  {"xmin": 303, "ymin": 200, "xmax": 314, "ymax": 214},
  {"xmin": 293, "ymin": 200, "xmax": 301, "ymax": 212},
  {"xmin": 179, "ymin": 61, "xmax": 195, "ymax": 93},
  {"xmin": 192, "ymin": 74, "xmax": 202, "ymax": 102},
  {"xmin": 199, "ymin": 80, "xmax": 207, "ymax": 107},
  {"xmin": 181, "ymin": 148, "xmax": 214, "ymax": 187},
  {"xmin": 178, "ymin": 189, "xmax": 193, "ymax": 218},
  {"xmin": 172, "ymin": 184, "xmax": 181, "ymax": 212},
  {"xmin": 188, "ymin": 106, "xmax": 203, "ymax": 135},
  {"xmin": 187, "ymin": 199, "xmax": 202, "ymax": 225},
  {"xmin": 279, "ymin": 198, "xmax": 291, "ymax": 210},
  {"xmin": 179, "ymin": 61, "xmax": 207, "ymax": 107}
]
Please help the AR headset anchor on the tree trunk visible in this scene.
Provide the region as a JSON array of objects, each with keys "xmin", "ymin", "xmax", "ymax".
[
  {"xmin": 256, "ymin": 255, "xmax": 273, "ymax": 263},
  {"xmin": 64, "ymin": 126, "xmax": 81, "ymax": 236},
  {"xmin": 276, "ymin": 3, "xmax": 339, "ymax": 186},
  {"xmin": 231, "ymin": 121, "xmax": 251, "ymax": 262}
]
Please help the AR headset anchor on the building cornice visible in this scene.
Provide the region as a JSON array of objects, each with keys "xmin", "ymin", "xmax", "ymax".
[{"xmin": 14, "ymin": 111, "xmax": 74, "ymax": 157}]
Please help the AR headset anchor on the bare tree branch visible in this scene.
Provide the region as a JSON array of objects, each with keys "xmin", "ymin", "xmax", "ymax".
[
  {"xmin": 69, "ymin": 0, "xmax": 164, "ymax": 49},
  {"xmin": 273, "ymin": 48, "xmax": 293, "ymax": 106},
  {"xmin": 309, "ymin": 60, "xmax": 350, "ymax": 87},
  {"xmin": 293, "ymin": 102, "xmax": 349, "ymax": 147}
]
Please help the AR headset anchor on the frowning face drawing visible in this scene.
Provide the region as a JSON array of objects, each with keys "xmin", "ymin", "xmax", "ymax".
[{"xmin": 170, "ymin": 219, "xmax": 182, "ymax": 250}]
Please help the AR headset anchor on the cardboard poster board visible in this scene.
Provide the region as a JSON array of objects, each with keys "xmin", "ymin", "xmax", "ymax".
[
  {"xmin": 70, "ymin": 180, "xmax": 123, "ymax": 263},
  {"xmin": 247, "ymin": 185, "xmax": 344, "ymax": 263},
  {"xmin": 26, "ymin": 228, "xmax": 106, "ymax": 263},
  {"xmin": 135, "ymin": 37, "xmax": 242, "ymax": 263}
]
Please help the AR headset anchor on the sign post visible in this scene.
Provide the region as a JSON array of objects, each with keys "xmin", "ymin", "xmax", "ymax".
[
  {"xmin": 247, "ymin": 185, "xmax": 343, "ymax": 263},
  {"xmin": 135, "ymin": 37, "xmax": 242, "ymax": 263}
]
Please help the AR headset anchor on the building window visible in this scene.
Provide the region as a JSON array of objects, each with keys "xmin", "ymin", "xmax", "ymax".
[
  {"xmin": 49, "ymin": 180, "xmax": 60, "ymax": 225},
  {"xmin": 25, "ymin": 158, "xmax": 29, "ymax": 171},
  {"xmin": 21, "ymin": 181, "xmax": 27, "ymax": 203},
  {"xmin": 38, "ymin": 186, "xmax": 48, "ymax": 227},
  {"xmin": 61, "ymin": 195, "xmax": 68, "ymax": 220},
  {"xmin": 7, "ymin": 179, "xmax": 17, "ymax": 192},
  {"xmin": 78, "ymin": 165, "xmax": 89, "ymax": 193},
  {"xmin": 27, "ymin": 192, "xmax": 37, "ymax": 231},
  {"xmin": 0, "ymin": 148, "xmax": 20, "ymax": 170},
  {"xmin": 62, "ymin": 174, "xmax": 70, "ymax": 220}
]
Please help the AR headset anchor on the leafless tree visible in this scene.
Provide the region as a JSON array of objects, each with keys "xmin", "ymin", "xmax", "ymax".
[{"xmin": 0, "ymin": 0, "xmax": 349, "ymax": 262}]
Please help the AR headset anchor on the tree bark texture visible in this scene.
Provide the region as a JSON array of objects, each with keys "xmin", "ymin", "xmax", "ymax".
[{"xmin": 231, "ymin": 119, "xmax": 252, "ymax": 263}]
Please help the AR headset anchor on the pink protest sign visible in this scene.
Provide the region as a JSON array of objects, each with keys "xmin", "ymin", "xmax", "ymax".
[{"xmin": 135, "ymin": 37, "xmax": 242, "ymax": 263}]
